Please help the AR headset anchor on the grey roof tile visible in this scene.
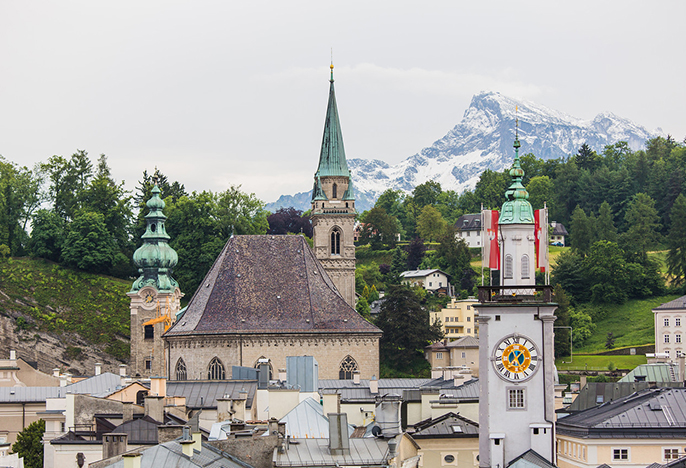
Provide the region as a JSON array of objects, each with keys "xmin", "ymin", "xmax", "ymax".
[{"xmin": 167, "ymin": 380, "xmax": 257, "ymax": 409}]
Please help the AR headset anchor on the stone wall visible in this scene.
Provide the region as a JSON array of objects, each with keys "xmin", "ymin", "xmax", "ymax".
[
  {"xmin": 168, "ymin": 333, "xmax": 380, "ymax": 381},
  {"xmin": 209, "ymin": 434, "xmax": 278, "ymax": 468}
]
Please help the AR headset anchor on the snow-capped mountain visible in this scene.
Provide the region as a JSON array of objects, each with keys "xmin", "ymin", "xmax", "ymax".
[{"xmin": 267, "ymin": 92, "xmax": 660, "ymax": 213}]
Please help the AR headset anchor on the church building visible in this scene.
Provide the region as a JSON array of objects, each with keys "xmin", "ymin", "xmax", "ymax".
[
  {"xmin": 130, "ymin": 65, "xmax": 381, "ymax": 381},
  {"xmin": 475, "ymin": 130, "xmax": 558, "ymax": 468}
]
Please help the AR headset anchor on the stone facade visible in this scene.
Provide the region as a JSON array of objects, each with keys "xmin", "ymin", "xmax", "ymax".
[
  {"xmin": 128, "ymin": 286, "xmax": 182, "ymax": 378},
  {"xmin": 311, "ymin": 213, "xmax": 356, "ymax": 307},
  {"xmin": 167, "ymin": 333, "xmax": 379, "ymax": 381}
]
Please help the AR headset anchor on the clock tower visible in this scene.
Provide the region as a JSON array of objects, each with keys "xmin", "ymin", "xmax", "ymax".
[
  {"xmin": 475, "ymin": 132, "xmax": 557, "ymax": 467},
  {"xmin": 128, "ymin": 184, "xmax": 183, "ymax": 378}
]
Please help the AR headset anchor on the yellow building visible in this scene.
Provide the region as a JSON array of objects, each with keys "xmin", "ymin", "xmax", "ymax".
[{"xmin": 430, "ymin": 297, "xmax": 478, "ymax": 338}]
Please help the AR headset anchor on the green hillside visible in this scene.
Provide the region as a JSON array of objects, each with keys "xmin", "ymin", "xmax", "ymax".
[{"xmin": 0, "ymin": 257, "xmax": 131, "ymax": 360}]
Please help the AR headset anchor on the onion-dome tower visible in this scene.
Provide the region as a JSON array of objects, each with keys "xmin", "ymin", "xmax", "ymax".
[{"xmin": 128, "ymin": 184, "xmax": 183, "ymax": 378}]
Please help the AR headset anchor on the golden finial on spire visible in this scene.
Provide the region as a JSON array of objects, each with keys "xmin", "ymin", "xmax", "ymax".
[{"xmin": 330, "ymin": 49, "xmax": 334, "ymax": 82}]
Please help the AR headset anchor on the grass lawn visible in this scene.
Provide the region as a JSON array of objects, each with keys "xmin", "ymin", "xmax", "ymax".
[
  {"xmin": 555, "ymin": 354, "xmax": 647, "ymax": 372},
  {"xmin": 573, "ymin": 295, "xmax": 679, "ymax": 354}
]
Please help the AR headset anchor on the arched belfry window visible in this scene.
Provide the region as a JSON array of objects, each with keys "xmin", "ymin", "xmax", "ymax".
[
  {"xmin": 331, "ymin": 229, "xmax": 341, "ymax": 255},
  {"xmin": 521, "ymin": 254, "xmax": 530, "ymax": 279},
  {"xmin": 175, "ymin": 358, "xmax": 187, "ymax": 381},
  {"xmin": 208, "ymin": 357, "xmax": 225, "ymax": 380},
  {"xmin": 339, "ymin": 355, "xmax": 359, "ymax": 380},
  {"xmin": 504, "ymin": 255, "xmax": 514, "ymax": 279},
  {"xmin": 332, "ymin": 183, "xmax": 338, "ymax": 199}
]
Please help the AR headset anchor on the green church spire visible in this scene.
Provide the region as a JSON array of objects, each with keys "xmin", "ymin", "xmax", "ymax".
[
  {"xmin": 314, "ymin": 63, "xmax": 350, "ymax": 178},
  {"xmin": 499, "ymin": 112, "xmax": 534, "ymax": 224},
  {"xmin": 131, "ymin": 184, "xmax": 179, "ymax": 292}
]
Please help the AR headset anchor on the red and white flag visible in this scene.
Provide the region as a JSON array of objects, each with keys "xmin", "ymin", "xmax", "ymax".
[
  {"xmin": 482, "ymin": 210, "xmax": 500, "ymax": 270},
  {"xmin": 534, "ymin": 208, "xmax": 548, "ymax": 273}
]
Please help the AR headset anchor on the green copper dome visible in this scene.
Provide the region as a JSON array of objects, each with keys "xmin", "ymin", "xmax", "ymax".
[
  {"xmin": 500, "ymin": 136, "xmax": 535, "ymax": 225},
  {"xmin": 131, "ymin": 184, "xmax": 179, "ymax": 292}
]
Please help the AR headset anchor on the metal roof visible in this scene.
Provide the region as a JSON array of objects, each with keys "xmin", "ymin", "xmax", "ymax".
[
  {"xmin": 279, "ymin": 397, "xmax": 353, "ymax": 439},
  {"xmin": 318, "ymin": 378, "xmax": 479, "ymax": 403},
  {"xmin": 400, "ymin": 269, "xmax": 449, "ymax": 279},
  {"xmin": 653, "ymin": 295, "xmax": 686, "ymax": 311},
  {"xmin": 105, "ymin": 440, "xmax": 251, "ymax": 468},
  {"xmin": 273, "ymin": 437, "xmax": 389, "ymax": 467},
  {"xmin": 0, "ymin": 372, "xmax": 122, "ymax": 403},
  {"xmin": 566, "ymin": 382, "xmax": 683, "ymax": 412},
  {"xmin": 411, "ymin": 412, "xmax": 478, "ymax": 438},
  {"xmin": 318, "ymin": 379, "xmax": 432, "ymax": 389},
  {"xmin": 167, "ymin": 381, "xmax": 257, "ymax": 409},
  {"xmin": 454, "ymin": 214, "xmax": 481, "ymax": 231},
  {"xmin": 507, "ymin": 449, "xmax": 556, "ymax": 468},
  {"xmin": 618, "ymin": 363, "xmax": 679, "ymax": 383},
  {"xmin": 557, "ymin": 388, "xmax": 686, "ymax": 438}
]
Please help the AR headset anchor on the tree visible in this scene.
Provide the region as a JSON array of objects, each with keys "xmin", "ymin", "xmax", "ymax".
[
  {"xmin": 40, "ymin": 151, "xmax": 93, "ymax": 221},
  {"xmin": 526, "ymin": 175, "xmax": 554, "ymax": 211},
  {"xmin": 434, "ymin": 226, "xmax": 471, "ymax": 281},
  {"xmin": 411, "ymin": 181, "xmax": 442, "ymax": 209},
  {"xmin": 575, "ymin": 143, "xmax": 602, "ymax": 172},
  {"xmin": 406, "ymin": 237, "xmax": 426, "ymax": 270},
  {"xmin": 622, "ymin": 193, "xmax": 661, "ymax": 261},
  {"xmin": 28, "ymin": 210, "xmax": 65, "ymax": 262},
  {"xmin": 12, "ymin": 418, "xmax": 45, "ymax": 468},
  {"xmin": 376, "ymin": 285, "xmax": 443, "ymax": 373},
  {"xmin": 360, "ymin": 207, "xmax": 399, "ymax": 250},
  {"xmin": 585, "ymin": 241, "xmax": 630, "ymax": 304},
  {"xmin": 605, "ymin": 332, "xmax": 616, "ymax": 350},
  {"xmin": 267, "ymin": 207, "xmax": 312, "ymax": 237},
  {"xmin": 667, "ymin": 193, "xmax": 686, "ymax": 286},
  {"xmin": 416, "ymin": 205, "xmax": 447, "ymax": 242},
  {"xmin": 474, "ymin": 169, "xmax": 509, "ymax": 209},
  {"xmin": 552, "ymin": 285, "xmax": 571, "ymax": 358},
  {"xmin": 570, "ymin": 206, "xmax": 593, "ymax": 255},
  {"xmin": 215, "ymin": 185, "xmax": 269, "ymax": 237},
  {"xmin": 595, "ymin": 201, "xmax": 617, "ymax": 243},
  {"xmin": 356, "ymin": 296, "xmax": 371, "ymax": 320},
  {"xmin": 389, "ymin": 247, "xmax": 408, "ymax": 284},
  {"xmin": 61, "ymin": 211, "xmax": 119, "ymax": 274},
  {"xmin": 569, "ymin": 308, "xmax": 595, "ymax": 347},
  {"xmin": 0, "ymin": 156, "xmax": 41, "ymax": 255}
]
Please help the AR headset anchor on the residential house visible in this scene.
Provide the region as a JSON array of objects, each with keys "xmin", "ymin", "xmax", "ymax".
[
  {"xmin": 653, "ymin": 296, "xmax": 686, "ymax": 359},
  {"xmin": 556, "ymin": 387, "xmax": 686, "ymax": 468},
  {"xmin": 550, "ymin": 221, "xmax": 568, "ymax": 246},
  {"xmin": 425, "ymin": 336, "xmax": 480, "ymax": 377},
  {"xmin": 409, "ymin": 412, "xmax": 479, "ymax": 468},
  {"xmin": 430, "ymin": 298, "xmax": 478, "ymax": 339},
  {"xmin": 454, "ymin": 214, "xmax": 482, "ymax": 248},
  {"xmin": 400, "ymin": 269, "xmax": 451, "ymax": 295}
]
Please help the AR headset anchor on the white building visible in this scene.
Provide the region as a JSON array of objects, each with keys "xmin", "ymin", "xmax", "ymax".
[
  {"xmin": 653, "ymin": 295, "xmax": 686, "ymax": 359},
  {"xmin": 400, "ymin": 269, "xmax": 451, "ymax": 294}
]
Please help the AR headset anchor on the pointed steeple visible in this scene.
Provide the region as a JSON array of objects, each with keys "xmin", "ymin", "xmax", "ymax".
[
  {"xmin": 314, "ymin": 63, "xmax": 350, "ymax": 178},
  {"xmin": 131, "ymin": 184, "xmax": 179, "ymax": 292},
  {"xmin": 499, "ymin": 113, "xmax": 534, "ymax": 224}
]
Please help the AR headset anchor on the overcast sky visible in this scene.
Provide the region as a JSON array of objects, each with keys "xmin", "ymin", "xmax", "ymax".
[{"xmin": 1, "ymin": 1, "xmax": 684, "ymax": 204}]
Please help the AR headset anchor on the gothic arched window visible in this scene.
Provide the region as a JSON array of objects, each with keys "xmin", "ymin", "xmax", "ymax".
[
  {"xmin": 331, "ymin": 229, "xmax": 341, "ymax": 255},
  {"xmin": 175, "ymin": 358, "xmax": 187, "ymax": 381},
  {"xmin": 521, "ymin": 254, "xmax": 530, "ymax": 279},
  {"xmin": 208, "ymin": 357, "xmax": 225, "ymax": 380},
  {"xmin": 254, "ymin": 357, "xmax": 273, "ymax": 380},
  {"xmin": 504, "ymin": 255, "xmax": 514, "ymax": 279},
  {"xmin": 339, "ymin": 355, "xmax": 359, "ymax": 380},
  {"xmin": 332, "ymin": 183, "xmax": 338, "ymax": 199}
]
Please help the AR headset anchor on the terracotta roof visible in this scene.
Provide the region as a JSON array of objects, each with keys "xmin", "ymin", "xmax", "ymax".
[{"xmin": 165, "ymin": 235, "xmax": 380, "ymax": 336}]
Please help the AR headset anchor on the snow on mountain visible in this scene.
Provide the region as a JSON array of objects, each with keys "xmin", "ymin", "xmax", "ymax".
[{"xmin": 267, "ymin": 92, "xmax": 660, "ymax": 213}]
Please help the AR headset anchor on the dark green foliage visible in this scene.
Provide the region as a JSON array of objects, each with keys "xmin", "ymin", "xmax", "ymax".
[
  {"xmin": 434, "ymin": 226, "xmax": 472, "ymax": 281},
  {"xmin": 605, "ymin": 332, "xmax": 616, "ymax": 350},
  {"xmin": 553, "ymin": 285, "xmax": 571, "ymax": 358},
  {"xmin": 64, "ymin": 346, "xmax": 83, "ymax": 360},
  {"xmin": 267, "ymin": 207, "xmax": 312, "ymax": 237},
  {"xmin": 0, "ymin": 156, "xmax": 41, "ymax": 256},
  {"xmin": 667, "ymin": 194, "xmax": 686, "ymax": 285},
  {"xmin": 28, "ymin": 210, "xmax": 65, "ymax": 262},
  {"xmin": 387, "ymin": 247, "xmax": 407, "ymax": 285},
  {"xmin": 570, "ymin": 206, "xmax": 593, "ymax": 255},
  {"xmin": 416, "ymin": 205, "xmax": 446, "ymax": 242},
  {"xmin": 62, "ymin": 211, "xmax": 119, "ymax": 274},
  {"xmin": 473, "ymin": 169, "xmax": 509, "ymax": 209},
  {"xmin": 621, "ymin": 193, "xmax": 661, "ymax": 261},
  {"xmin": 12, "ymin": 419, "xmax": 45, "ymax": 468},
  {"xmin": 405, "ymin": 237, "xmax": 426, "ymax": 270},
  {"xmin": 376, "ymin": 285, "xmax": 443, "ymax": 374},
  {"xmin": 359, "ymin": 207, "xmax": 400, "ymax": 250},
  {"xmin": 595, "ymin": 201, "xmax": 618, "ymax": 243},
  {"xmin": 356, "ymin": 296, "xmax": 371, "ymax": 320}
]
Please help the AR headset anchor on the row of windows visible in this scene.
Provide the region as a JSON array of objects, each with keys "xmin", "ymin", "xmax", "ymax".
[
  {"xmin": 664, "ymin": 318, "xmax": 682, "ymax": 327},
  {"xmin": 435, "ymin": 351, "xmax": 468, "ymax": 360},
  {"xmin": 664, "ymin": 334, "xmax": 683, "ymax": 343},
  {"xmin": 445, "ymin": 316, "xmax": 471, "ymax": 322},
  {"xmin": 174, "ymin": 355, "xmax": 360, "ymax": 381},
  {"xmin": 503, "ymin": 254, "xmax": 530, "ymax": 279},
  {"xmin": 557, "ymin": 445, "xmax": 683, "ymax": 462},
  {"xmin": 446, "ymin": 328, "xmax": 472, "ymax": 334}
]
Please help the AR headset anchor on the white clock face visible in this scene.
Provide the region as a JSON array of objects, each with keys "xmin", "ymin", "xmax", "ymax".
[{"xmin": 493, "ymin": 334, "xmax": 539, "ymax": 382}]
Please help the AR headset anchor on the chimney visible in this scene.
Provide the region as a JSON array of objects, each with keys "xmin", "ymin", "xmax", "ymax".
[
  {"xmin": 122, "ymin": 401, "xmax": 134, "ymax": 423},
  {"xmin": 181, "ymin": 440, "xmax": 195, "ymax": 458},
  {"xmin": 102, "ymin": 433, "xmax": 128, "ymax": 459},
  {"xmin": 328, "ymin": 413, "xmax": 350, "ymax": 456},
  {"xmin": 453, "ymin": 374, "xmax": 465, "ymax": 386},
  {"xmin": 322, "ymin": 390, "xmax": 340, "ymax": 415},
  {"xmin": 579, "ymin": 375, "xmax": 587, "ymax": 391},
  {"xmin": 217, "ymin": 397, "xmax": 231, "ymax": 422},
  {"xmin": 122, "ymin": 453, "xmax": 142, "ymax": 468},
  {"xmin": 431, "ymin": 369, "xmax": 442, "ymax": 379},
  {"xmin": 150, "ymin": 376, "xmax": 166, "ymax": 397},
  {"xmin": 375, "ymin": 394, "xmax": 402, "ymax": 437},
  {"xmin": 192, "ymin": 432, "xmax": 202, "ymax": 453},
  {"xmin": 353, "ymin": 371, "xmax": 361, "ymax": 385},
  {"xmin": 370, "ymin": 375, "xmax": 378, "ymax": 394},
  {"xmin": 144, "ymin": 395, "xmax": 165, "ymax": 423},
  {"xmin": 387, "ymin": 438, "xmax": 398, "ymax": 459},
  {"xmin": 95, "ymin": 363, "xmax": 102, "ymax": 376},
  {"xmin": 9, "ymin": 350, "xmax": 16, "ymax": 361},
  {"xmin": 268, "ymin": 418, "xmax": 279, "ymax": 436},
  {"xmin": 53, "ymin": 368, "xmax": 60, "ymax": 378},
  {"xmin": 278, "ymin": 368, "xmax": 287, "ymax": 382},
  {"xmin": 234, "ymin": 391, "xmax": 248, "ymax": 421},
  {"xmin": 119, "ymin": 364, "xmax": 127, "ymax": 377}
]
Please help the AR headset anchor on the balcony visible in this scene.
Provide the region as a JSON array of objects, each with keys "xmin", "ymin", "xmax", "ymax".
[{"xmin": 477, "ymin": 285, "xmax": 553, "ymax": 303}]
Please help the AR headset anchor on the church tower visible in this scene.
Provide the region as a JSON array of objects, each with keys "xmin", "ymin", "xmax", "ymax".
[
  {"xmin": 311, "ymin": 64, "xmax": 356, "ymax": 307},
  {"xmin": 128, "ymin": 184, "xmax": 183, "ymax": 378},
  {"xmin": 475, "ymin": 131, "xmax": 557, "ymax": 467}
]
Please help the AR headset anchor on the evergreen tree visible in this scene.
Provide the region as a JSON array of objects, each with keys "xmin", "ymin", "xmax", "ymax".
[
  {"xmin": 570, "ymin": 206, "xmax": 593, "ymax": 255},
  {"xmin": 595, "ymin": 201, "xmax": 617, "ymax": 242},
  {"xmin": 552, "ymin": 285, "xmax": 571, "ymax": 358},
  {"xmin": 621, "ymin": 193, "xmax": 661, "ymax": 261},
  {"xmin": 388, "ymin": 247, "xmax": 407, "ymax": 284},
  {"xmin": 12, "ymin": 419, "xmax": 45, "ymax": 468},
  {"xmin": 406, "ymin": 237, "xmax": 426, "ymax": 270},
  {"xmin": 667, "ymin": 193, "xmax": 686, "ymax": 286},
  {"xmin": 605, "ymin": 332, "xmax": 616, "ymax": 350}
]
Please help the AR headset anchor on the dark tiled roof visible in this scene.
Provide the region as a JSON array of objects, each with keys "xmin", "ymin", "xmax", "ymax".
[
  {"xmin": 557, "ymin": 388, "xmax": 686, "ymax": 438},
  {"xmin": 455, "ymin": 214, "xmax": 481, "ymax": 231},
  {"xmin": 653, "ymin": 295, "xmax": 686, "ymax": 311},
  {"xmin": 165, "ymin": 236, "xmax": 380, "ymax": 336},
  {"xmin": 551, "ymin": 223, "xmax": 568, "ymax": 236},
  {"xmin": 567, "ymin": 382, "xmax": 682, "ymax": 412},
  {"xmin": 167, "ymin": 380, "xmax": 257, "ymax": 409},
  {"xmin": 411, "ymin": 412, "xmax": 478, "ymax": 437},
  {"xmin": 112, "ymin": 416, "xmax": 161, "ymax": 444}
]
